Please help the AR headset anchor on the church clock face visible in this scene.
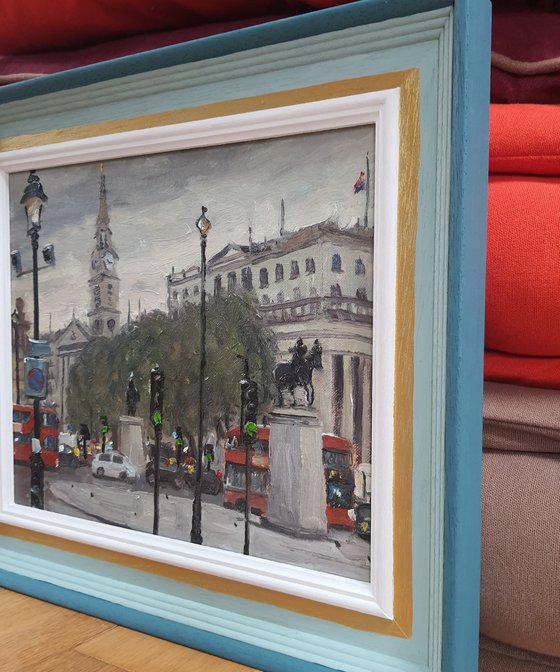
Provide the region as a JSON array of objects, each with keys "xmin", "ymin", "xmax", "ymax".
[
  {"xmin": 92, "ymin": 256, "xmax": 102, "ymax": 271},
  {"xmin": 102, "ymin": 251, "xmax": 115, "ymax": 270}
]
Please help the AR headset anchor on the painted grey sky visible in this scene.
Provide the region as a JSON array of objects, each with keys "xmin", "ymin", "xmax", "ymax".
[{"xmin": 10, "ymin": 125, "xmax": 374, "ymax": 333}]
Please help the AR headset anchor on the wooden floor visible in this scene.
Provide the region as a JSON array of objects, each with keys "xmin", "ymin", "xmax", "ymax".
[{"xmin": 0, "ymin": 588, "xmax": 259, "ymax": 672}]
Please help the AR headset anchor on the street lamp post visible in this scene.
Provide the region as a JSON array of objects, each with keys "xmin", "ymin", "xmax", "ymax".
[
  {"xmin": 191, "ymin": 206, "xmax": 211, "ymax": 545},
  {"xmin": 21, "ymin": 170, "xmax": 47, "ymax": 509},
  {"xmin": 11, "ymin": 309, "xmax": 20, "ymax": 404}
]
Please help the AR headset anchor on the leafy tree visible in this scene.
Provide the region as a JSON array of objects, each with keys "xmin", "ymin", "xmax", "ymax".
[{"xmin": 66, "ymin": 294, "xmax": 277, "ymax": 448}]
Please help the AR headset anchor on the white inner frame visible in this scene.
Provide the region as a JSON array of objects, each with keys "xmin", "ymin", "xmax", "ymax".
[{"xmin": 0, "ymin": 89, "xmax": 400, "ymax": 619}]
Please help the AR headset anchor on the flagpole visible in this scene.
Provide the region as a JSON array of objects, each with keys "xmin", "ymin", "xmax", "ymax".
[{"xmin": 364, "ymin": 153, "xmax": 370, "ymax": 228}]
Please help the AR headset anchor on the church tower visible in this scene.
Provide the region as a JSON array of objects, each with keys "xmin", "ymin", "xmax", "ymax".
[{"xmin": 88, "ymin": 163, "xmax": 121, "ymax": 337}]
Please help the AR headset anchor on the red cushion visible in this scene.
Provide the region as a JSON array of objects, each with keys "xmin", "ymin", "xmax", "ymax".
[
  {"xmin": 485, "ymin": 350, "xmax": 560, "ymax": 391},
  {"xmin": 490, "ymin": 105, "xmax": 560, "ymax": 176},
  {"xmin": 485, "ymin": 103, "xmax": 560, "ymax": 388},
  {"xmin": 485, "ymin": 174, "xmax": 560, "ymax": 357},
  {"xmin": 0, "ymin": 0, "xmax": 354, "ymax": 55}
]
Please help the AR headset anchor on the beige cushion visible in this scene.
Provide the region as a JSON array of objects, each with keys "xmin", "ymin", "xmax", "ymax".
[
  {"xmin": 483, "ymin": 382, "xmax": 560, "ymax": 453},
  {"xmin": 481, "ymin": 450, "xmax": 560, "ymax": 656},
  {"xmin": 480, "ymin": 636, "xmax": 560, "ymax": 671}
]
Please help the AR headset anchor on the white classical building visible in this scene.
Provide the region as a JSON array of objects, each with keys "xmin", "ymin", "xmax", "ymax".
[{"xmin": 167, "ymin": 221, "xmax": 374, "ymax": 462}]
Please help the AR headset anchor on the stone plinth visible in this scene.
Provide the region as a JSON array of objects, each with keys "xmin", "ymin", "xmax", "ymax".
[
  {"xmin": 266, "ymin": 406, "xmax": 327, "ymax": 537},
  {"xmin": 118, "ymin": 416, "xmax": 145, "ymax": 467}
]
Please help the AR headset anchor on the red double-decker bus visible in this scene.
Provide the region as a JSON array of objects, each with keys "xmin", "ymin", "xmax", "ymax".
[
  {"xmin": 223, "ymin": 426, "xmax": 355, "ymax": 528},
  {"xmin": 13, "ymin": 404, "xmax": 60, "ymax": 469},
  {"xmin": 223, "ymin": 426, "xmax": 270, "ymax": 517}
]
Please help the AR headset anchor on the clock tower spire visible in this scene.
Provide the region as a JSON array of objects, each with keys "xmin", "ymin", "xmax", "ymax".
[{"xmin": 88, "ymin": 163, "xmax": 121, "ymax": 337}]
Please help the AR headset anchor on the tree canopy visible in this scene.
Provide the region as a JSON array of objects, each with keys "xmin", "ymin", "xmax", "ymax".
[{"xmin": 66, "ymin": 294, "xmax": 277, "ymax": 448}]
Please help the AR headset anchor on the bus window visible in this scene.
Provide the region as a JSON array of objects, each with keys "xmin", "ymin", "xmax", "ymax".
[
  {"xmin": 251, "ymin": 470, "xmax": 270, "ymax": 496},
  {"xmin": 323, "ymin": 449, "xmax": 351, "ymax": 468},
  {"xmin": 13, "ymin": 409, "xmax": 31, "ymax": 424},
  {"xmin": 327, "ymin": 482, "xmax": 353, "ymax": 509},
  {"xmin": 41, "ymin": 412, "xmax": 59, "ymax": 427},
  {"xmin": 42, "ymin": 436, "xmax": 58, "ymax": 452},
  {"xmin": 225, "ymin": 463, "xmax": 245, "ymax": 490},
  {"xmin": 226, "ymin": 463, "xmax": 270, "ymax": 495},
  {"xmin": 13, "ymin": 432, "xmax": 32, "ymax": 444}
]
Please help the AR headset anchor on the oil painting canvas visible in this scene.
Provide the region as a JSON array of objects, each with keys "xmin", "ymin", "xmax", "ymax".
[{"xmin": 9, "ymin": 125, "xmax": 375, "ymax": 583}]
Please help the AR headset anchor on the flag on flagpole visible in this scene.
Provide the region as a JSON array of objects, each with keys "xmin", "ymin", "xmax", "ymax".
[{"xmin": 353, "ymin": 171, "xmax": 366, "ymax": 194}]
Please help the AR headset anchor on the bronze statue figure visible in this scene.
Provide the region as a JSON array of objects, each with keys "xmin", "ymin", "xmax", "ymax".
[
  {"xmin": 126, "ymin": 372, "xmax": 140, "ymax": 416},
  {"xmin": 274, "ymin": 338, "xmax": 322, "ymax": 406}
]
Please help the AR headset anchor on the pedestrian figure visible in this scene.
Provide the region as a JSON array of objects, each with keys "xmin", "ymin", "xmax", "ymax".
[
  {"xmin": 78, "ymin": 423, "xmax": 90, "ymax": 461},
  {"xmin": 203, "ymin": 444, "xmax": 215, "ymax": 471}
]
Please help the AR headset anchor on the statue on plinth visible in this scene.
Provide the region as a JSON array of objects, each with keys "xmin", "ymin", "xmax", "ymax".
[
  {"xmin": 274, "ymin": 338, "xmax": 322, "ymax": 407},
  {"xmin": 126, "ymin": 372, "xmax": 140, "ymax": 416}
]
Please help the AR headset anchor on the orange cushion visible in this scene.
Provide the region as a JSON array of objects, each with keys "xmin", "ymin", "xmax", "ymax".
[{"xmin": 485, "ymin": 173, "xmax": 560, "ymax": 357}]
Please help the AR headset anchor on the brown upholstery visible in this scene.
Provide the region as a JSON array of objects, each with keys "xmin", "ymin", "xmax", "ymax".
[
  {"xmin": 483, "ymin": 382, "xmax": 560, "ymax": 454},
  {"xmin": 481, "ymin": 449, "xmax": 560, "ymax": 656},
  {"xmin": 480, "ymin": 636, "xmax": 560, "ymax": 671}
]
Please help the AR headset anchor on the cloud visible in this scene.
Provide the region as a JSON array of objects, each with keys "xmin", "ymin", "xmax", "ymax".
[{"xmin": 9, "ymin": 125, "xmax": 374, "ymax": 333}]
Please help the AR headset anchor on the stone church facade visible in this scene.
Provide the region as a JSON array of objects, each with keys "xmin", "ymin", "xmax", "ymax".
[{"xmin": 48, "ymin": 164, "xmax": 121, "ymax": 424}]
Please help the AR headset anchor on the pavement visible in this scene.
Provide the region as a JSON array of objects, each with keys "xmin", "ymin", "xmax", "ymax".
[{"xmin": 37, "ymin": 467, "xmax": 371, "ymax": 581}]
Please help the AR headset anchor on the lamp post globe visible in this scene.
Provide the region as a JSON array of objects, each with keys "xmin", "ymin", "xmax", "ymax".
[{"xmin": 20, "ymin": 170, "xmax": 48, "ymax": 230}]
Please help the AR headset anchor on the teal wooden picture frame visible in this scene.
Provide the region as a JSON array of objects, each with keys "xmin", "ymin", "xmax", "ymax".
[{"xmin": 0, "ymin": 1, "xmax": 490, "ymax": 670}]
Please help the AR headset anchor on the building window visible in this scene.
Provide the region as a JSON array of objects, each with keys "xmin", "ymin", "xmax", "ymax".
[
  {"xmin": 332, "ymin": 253, "xmax": 342, "ymax": 273},
  {"xmin": 355, "ymin": 258, "xmax": 366, "ymax": 275},
  {"xmin": 182, "ymin": 288, "xmax": 190, "ymax": 298},
  {"xmin": 227, "ymin": 272, "xmax": 237, "ymax": 293},
  {"xmin": 276, "ymin": 291, "xmax": 284, "ymax": 303},
  {"xmin": 260, "ymin": 267, "xmax": 269, "ymax": 288},
  {"xmin": 293, "ymin": 287, "xmax": 301, "ymax": 301},
  {"xmin": 275, "ymin": 263, "xmax": 284, "ymax": 282},
  {"xmin": 305, "ymin": 258, "xmax": 315, "ymax": 274},
  {"xmin": 241, "ymin": 267, "xmax": 253, "ymax": 291},
  {"xmin": 194, "ymin": 285, "xmax": 200, "ymax": 296},
  {"xmin": 330, "ymin": 284, "xmax": 342, "ymax": 297},
  {"xmin": 310, "ymin": 286, "xmax": 318, "ymax": 297},
  {"xmin": 173, "ymin": 291, "xmax": 178, "ymax": 300},
  {"xmin": 214, "ymin": 275, "xmax": 222, "ymax": 296},
  {"xmin": 356, "ymin": 287, "xmax": 367, "ymax": 301},
  {"xmin": 262, "ymin": 294, "xmax": 270, "ymax": 305},
  {"xmin": 290, "ymin": 260, "xmax": 300, "ymax": 279}
]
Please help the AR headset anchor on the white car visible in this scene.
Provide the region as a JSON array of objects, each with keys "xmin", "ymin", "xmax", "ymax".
[{"xmin": 91, "ymin": 451, "xmax": 138, "ymax": 481}]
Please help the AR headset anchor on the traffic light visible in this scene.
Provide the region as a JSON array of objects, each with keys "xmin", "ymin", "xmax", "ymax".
[
  {"xmin": 150, "ymin": 366, "xmax": 165, "ymax": 428},
  {"xmin": 100, "ymin": 415, "xmax": 109, "ymax": 434},
  {"xmin": 42, "ymin": 244, "xmax": 55, "ymax": 267},
  {"xmin": 242, "ymin": 380, "xmax": 259, "ymax": 425},
  {"xmin": 175, "ymin": 426, "xmax": 184, "ymax": 451},
  {"xmin": 10, "ymin": 250, "xmax": 22, "ymax": 275}
]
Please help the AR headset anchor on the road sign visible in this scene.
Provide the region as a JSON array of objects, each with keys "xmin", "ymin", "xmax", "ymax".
[
  {"xmin": 28, "ymin": 338, "xmax": 51, "ymax": 357},
  {"xmin": 24, "ymin": 357, "xmax": 48, "ymax": 399}
]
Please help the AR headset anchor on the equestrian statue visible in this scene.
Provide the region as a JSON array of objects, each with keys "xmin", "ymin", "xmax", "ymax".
[{"xmin": 274, "ymin": 338, "xmax": 323, "ymax": 406}]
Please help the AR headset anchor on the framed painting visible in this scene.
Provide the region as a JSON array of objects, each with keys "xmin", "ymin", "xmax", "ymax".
[{"xmin": 0, "ymin": 1, "xmax": 491, "ymax": 671}]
